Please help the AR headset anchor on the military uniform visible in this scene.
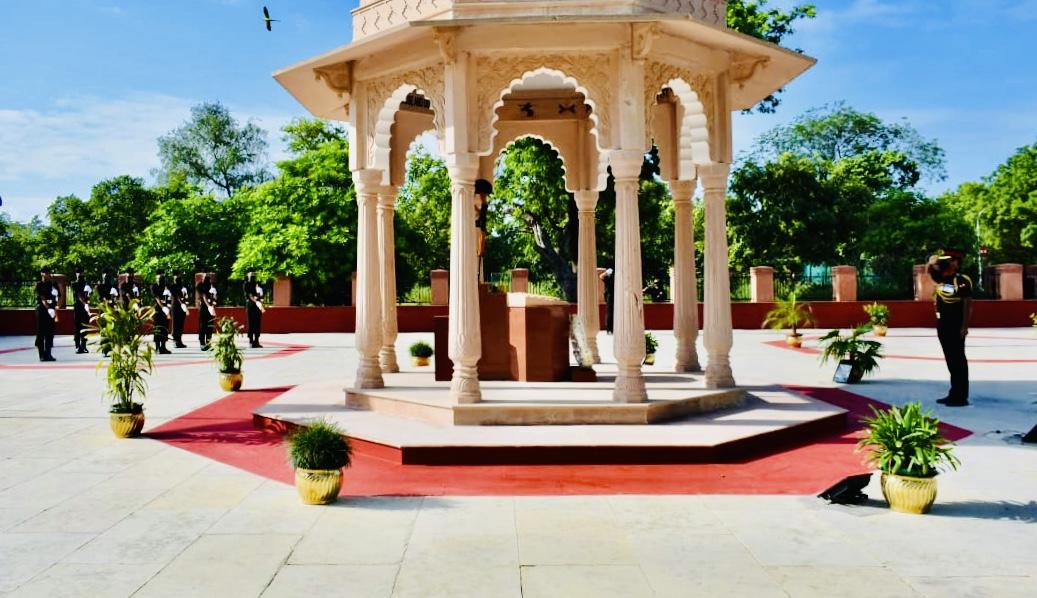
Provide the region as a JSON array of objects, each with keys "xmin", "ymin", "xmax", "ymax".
[
  {"xmin": 196, "ymin": 278, "xmax": 217, "ymax": 349},
  {"xmin": 243, "ymin": 276, "xmax": 265, "ymax": 348},
  {"xmin": 120, "ymin": 274, "xmax": 141, "ymax": 307},
  {"xmin": 935, "ymin": 271, "xmax": 972, "ymax": 406},
  {"xmin": 98, "ymin": 274, "xmax": 119, "ymax": 306},
  {"xmin": 151, "ymin": 275, "xmax": 172, "ymax": 354},
  {"xmin": 34, "ymin": 275, "xmax": 58, "ymax": 361},
  {"xmin": 171, "ymin": 275, "xmax": 190, "ymax": 348},
  {"xmin": 71, "ymin": 273, "xmax": 92, "ymax": 353}
]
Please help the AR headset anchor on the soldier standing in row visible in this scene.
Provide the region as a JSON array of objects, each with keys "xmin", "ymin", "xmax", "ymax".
[
  {"xmin": 120, "ymin": 268, "xmax": 141, "ymax": 307},
  {"xmin": 151, "ymin": 270, "xmax": 173, "ymax": 354},
  {"xmin": 196, "ymin": 274, "xmax": 217, "ymax": 350},
  {"xmin": 98, "ymin": 272, "xmax": 119, "ymax": 306},
  {"xmin": 171, "ymin": 273, "xmax": 190, "ymax": 348},
  {"xmin": 243, "ymin": 271, "xmax": 265, "ymax": 348},
  {"xmin": 71, "ymin": 268, "xmax": 92, "ymax": 354},
  {"xmin": 34, "ymin": 267, "xmax": 58, "ymax": 362}
]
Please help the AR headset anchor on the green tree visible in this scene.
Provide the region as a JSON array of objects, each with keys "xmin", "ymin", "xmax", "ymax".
[
  {"xmin": 0, "ymin": 214, "xmax": 38, "ymax": 280},
  {"xmin": 157, "ymin": 102, "xmax": 269, "ymax": 198},
  {"xmin": 726, "ymin": 0, "xmax": 817, "ymax": 113},
  {"xmin": 396, "ymin": 145, "xmax": 453, "ymax": 295},
  {"xmin": 232, "ymin": 120, "xmax": 356, "ymax": 305}
]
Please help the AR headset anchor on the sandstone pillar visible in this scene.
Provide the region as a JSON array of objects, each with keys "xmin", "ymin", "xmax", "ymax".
[
  {"xmin": 352, "ymin": 170, "xmax": 384, "ymax": 389},
  {"xmin": 611, "ymin": 152, "xmax": 648, "ymax": 402},
  {"xmin": 669, "ymin": 179, "xmax": 700, "ymax": 373},
  {"xmin": 995, "ymin": 263, "xmax": 1024, "ymax": 300},
  {"xmin": 750, "ymin": 266, "xmax": 774, "ymax": 303},
  {"xmin": 832, "ymin": 265, "xmax": 858, "ymax": 302},
  {"xmin": 510, "ymin": 268, "xmax": 529, "ymax": 293},
  {"xmin": 446, "ymin": 155, "xmax": 482, "ymax": 404},
  {"xmin": 52, "ymin": 274, "xmax": 68, "ymax": 308},
  {"xmin": 430, "ymin": 270, "xmax": 449, "ymax": 305},
  {"xmin": 700, "ymin": 163, "xmax": 735, "ymax": 388},
  {"xmin": 575, "ymin": 190, "xmax": 602, "ymax": 364},
  {"xmin": 377, "ymin": 186, "xmax": 400, "ymax": 373},
  {"xmin": 272, "ymin": 276, "xmax": 291, "ymax": 307}
]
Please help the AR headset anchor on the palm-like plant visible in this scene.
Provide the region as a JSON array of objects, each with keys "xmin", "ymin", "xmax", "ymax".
[
  {"xmin": 857, "ymin": 403, "xmax": 960, "ymax": 478},
  {"xmin": 762, "ymin": 292, "xmax": 815, "ymax": 336},
  {"xmin": 818, "ymin": 324, "xmax": 884, "ymax": 380},
  {"xmin": 90, "ymin": 300, "xmax": 155, "ymax": 414},
  {"xmin": 212, "ymin": 317, "xmax": 244, "ymax": 374}
]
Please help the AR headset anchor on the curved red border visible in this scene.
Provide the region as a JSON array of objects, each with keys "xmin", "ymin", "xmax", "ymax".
[
  {"xmin": 765, "ymin": 334, "xmax": 1037, "ymax": 364},
  {"xmin": 0, "ymin": 340, "xmax": 309, "ymax": 370}
]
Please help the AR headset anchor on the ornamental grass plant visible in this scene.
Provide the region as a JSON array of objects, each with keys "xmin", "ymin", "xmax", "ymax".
[
  {"xmin": 857, "ymin": 402, "xmax": 960, "ymax": 478},
  {"xmin": 409, "ymin": 341, "xmax": 434, "ymax": 359},
  {"xmin": 288, "ymin": 419, "xmax": 353, "ymax": 471}
]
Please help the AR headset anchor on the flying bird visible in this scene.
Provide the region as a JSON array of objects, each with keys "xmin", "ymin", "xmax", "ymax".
[{"xmin": 263, "ymin": 6, "xmax": 279, "ymax": 31}]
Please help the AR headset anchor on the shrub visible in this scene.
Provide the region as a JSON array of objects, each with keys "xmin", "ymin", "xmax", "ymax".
[
  {"xmin": 644, "ymin": 332, "xmax": 658, "ymax": 355},
  {"xmin": 762, "ymin": 292, "xmax": 815, "ymax": 335},
  {"xmin": 212, "ymin": 317, "xmax": 243, "ymax": 373},
  {"xmin": 90, "ymin": 300, "xmax": 155, "ymax": 414},
  {"xmin": 863, "ymin": 302, "xmax": 890, "ymax": 326},
  {"xmin": 409, "ymin": 341, "xmax": 434, "ymax": 358},
  {"xmin": 818, "ymin": 325, "xmax": 884, "ymax": 379},
  {"xmin": 857, "ymin": 403, "xmax": 959, "ymax": 477},
  {"xmin": 288, "ymin": 419, "xmax": 352, "ymax": 470}
]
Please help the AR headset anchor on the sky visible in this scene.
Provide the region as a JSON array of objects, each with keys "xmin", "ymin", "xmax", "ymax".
[{"xmin": 1, "ymin": 0, "xmax": 1035, "ymax": 222}]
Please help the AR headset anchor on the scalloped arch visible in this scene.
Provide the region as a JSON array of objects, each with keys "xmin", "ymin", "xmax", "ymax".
[{"xmin": 494, "ymin": 132, "xmax": 577, "ymax": 193}]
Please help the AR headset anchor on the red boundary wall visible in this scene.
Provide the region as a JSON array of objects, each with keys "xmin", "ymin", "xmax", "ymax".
[{"xmin": 1, "ymin": 300, "xmax": 1033, "ymax": 336}]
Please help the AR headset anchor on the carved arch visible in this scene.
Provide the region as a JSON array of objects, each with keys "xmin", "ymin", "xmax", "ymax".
[
  {"xmin": 363, "ymin": 63, "xmax": 445, "ymax": 177},
  {"xmin": 644, "ymin": 61, "xmax": 714, "ymax": 178},
  {"xmin": 493, "ymin": 132, "xmax": 578, "ymax": 193}
]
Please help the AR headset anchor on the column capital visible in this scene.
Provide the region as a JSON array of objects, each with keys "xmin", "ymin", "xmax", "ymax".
[
  {"xmin": 698, "ymin": 163, "xmax": 731, "ymax": 192},
  {"xmin": 667, "ymin": 179, "xmax": 697, "ymax": 202},
  {"xmin": 377, "ymin": 186, "xmax": 398, "ymax": 208},
  {"xmin": 574, "ymin": 190, "xmax": 599, "ymax": 213},
  {"xmin": 444, "ymin": 152, "xmax": 480, "ymax": 182},
  {"xmin": 609, "ymin": 149, "xmax": 645, "ymax": 180},
  {"xmin": 352, "ymin": 169, "xmax": 383, "ymax": 192}
]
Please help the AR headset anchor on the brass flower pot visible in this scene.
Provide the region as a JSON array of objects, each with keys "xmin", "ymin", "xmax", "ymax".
[
  {"xmin": 786, "ymin": 333, "xmax": 803, "ymax": 348},
  {"xmin": 110, "ymin": 412, "xmax": 145, "ymax": 438},
  {"xmin": 881, "ymin": 472, "xmax": 938, "ymax": 514},
  {"xmin": 219, "ymin": 371, "xmax": 243, "ymax": 391},
  {"xmin": 873, "ymin": 325, "xmax": 888, "ymax": 337},
  {"xmin": 295, "ymin": 468, "xmax": 342, "ymax": 505},
  {"xmin": 412, "ymin": 356, "xmax": 431, "ymax": 367},
  {"xmin": 643, "ymin": 353, "xmax": 656, "ymax": 366}
]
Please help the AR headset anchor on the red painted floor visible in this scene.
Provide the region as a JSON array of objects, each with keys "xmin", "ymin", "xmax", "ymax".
[{"xmin": 146, "ymin": 385, "xmax": 971, "ymax": 497}]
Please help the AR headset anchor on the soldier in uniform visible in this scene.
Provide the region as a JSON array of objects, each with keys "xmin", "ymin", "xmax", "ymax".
[
  {"xmin": 120, "ymin": 268, "xmax": 141, "ymax": 307},
  {"xmin": 928, "ymin": 249, "xmax": 973, "ymax": 407},
  {"xmin": 196, "ymin": 274, "xmax": 217, "ymax": 350},
  {"xmin": 71, "ymin": 267, "xmax": 92, "ymax": 354},
  {"xmin": 243, "ymin": 270, "xmax": 265, "ymax": 348},
  {"xmin": 151, "ymin": 270, "xmax": 172, "ymax": 354},
  {"xmin": 98, "ymin": 271, "xmax": 119, "ymax": 306},
  {"xmin": 34, "ymin": 267, "xmax": 58, "ymax": 361},
  {"xmin": 170, "ymin": 273, "xmax": 190, "ymax": 348},
  {"xmin": 474, "ymin": 179, "xmax": 492, "ymax": 281}
]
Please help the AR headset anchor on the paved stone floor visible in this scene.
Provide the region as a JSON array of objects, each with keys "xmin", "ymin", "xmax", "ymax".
[{"xmin": 1, "ymin": 328, "xmax": 1035, "ymax": 597}]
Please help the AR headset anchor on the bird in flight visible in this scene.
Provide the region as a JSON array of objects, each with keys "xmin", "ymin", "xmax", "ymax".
[{"xmin": 263, "ymin": 6, "xmax": 279, "ymax": 31}]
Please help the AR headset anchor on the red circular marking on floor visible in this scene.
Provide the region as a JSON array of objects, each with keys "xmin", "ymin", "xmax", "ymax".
[
  {"xmin": 765, "ymin": 334, "xmax": 1037, "ymax": 364},
  {"xmin": 0, "ymin": 341, "xmax": 309, "ymax": 370},
  {"xmin": 145, "ymin": 385, "xmax": 971, "ymax": 497}
]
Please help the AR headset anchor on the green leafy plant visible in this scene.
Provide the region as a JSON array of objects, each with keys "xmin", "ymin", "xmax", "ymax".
[
  {"xmin": 212, "ymin": 317, "xmax": 244, "ymax": 373},
  {"xmin": 857, "ymin": 403, "xmax": 960, "ymax": 478},
  {"xmin": 863, "ymin": 302, "xmax": 890, "ymax": 327},
  {"xmin": 409, "ymin": 341, "xmax": 434, "ymax": 359},
  {"xmin": 1030, "ymin": 312, "xmax": 1037, "ymax": 326},
  {"xmin": 644, "ymin": 332, "xmax": 659, "ymax": 355},
  {"xmin": 288, "ymin": 419, "xmax": 352, "ymax": 471},
  {"xmin": 762, "ymin": 292, "xmax": 815, "ymax": 335},
  {"xmin": 818, "ymin": 325, "xmax": 884, "ymax": 379},
  {"xmin": 90, "ymin": 300, "xmax": 155, "ymax": 414}
]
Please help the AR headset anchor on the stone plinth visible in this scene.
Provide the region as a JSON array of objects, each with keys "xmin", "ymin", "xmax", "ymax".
[
  {"xmin": 430, "ymin": 269, "xmax": 449, "ymax": 306},
  {"xmin": 995, "ymin": 263, "xmax": 1024, "ymax": 300},
  {"xmin": 273, "ymin": 276, "xmax": 292, "ymax": 307},
  {"xmin": 750, "ymin": 266, "xmax": 774, "ymax": 303},
  {"xmin": 510, "ymin": 268, "xmax": 529, "ymax": 293},
  {"xmin": 914, "ymin": 265, "xmax": 935, "ymax": 302},
  {"xmin": 831, "ymin": 266, "xmax": 857, "ymax": 302}
]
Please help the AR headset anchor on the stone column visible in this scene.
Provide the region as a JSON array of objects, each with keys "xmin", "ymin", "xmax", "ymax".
[
  {"xmin": 430, "ymin": 270, "xmax": 449, "ymax": 305},
  {"xmin": 995, "ymin": 263, "xmax": 1024, "ymax": 300},
  {"xmin": 700, "ymin": 163, "xmax": 735, "ymax": 388},
  {"xmin": 832, "ymin": 266, "xmax": 858, "ymax": 302},
  {"xmin": 446, "ymin": 155, "xmax": 482, "ymax": 404},
  {"xmin": 510, "ymin": 269, "xmax": 529, "ymax": 293},
  {"xmin": 669, "ymin": 179, "xmax": 701, "ymax": 373},
  {"xmin": 611, "ymin": 152, "xmax": 648, "ymax": 402},
  {"xmin": 352, "ymin": 170, "xmax": 384, "ymax": 389},
  {"xmin": 750, "ymin": 267, "xmax": 774, "ymax": 303},
  {"xmin": 575, "ymin": 190, "xmax": 602, "ymax": 364},
  {"xmin": 377, "ymin": 187, "xmax": 400, "ymax": 373},
  {"xmin": 272, "ymin": 276, "xmax": 291, "ymax": 307}
]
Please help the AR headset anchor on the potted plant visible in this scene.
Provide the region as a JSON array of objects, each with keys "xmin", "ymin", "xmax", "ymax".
[
  {"xmin": 857, "ymin": 402, "xmax": 960, "ymax": 514},
  {"xmin": 409, "ymin": 340, "xmax": 434, "ymax": 367},
  {"xmin": 212, "ymin": 317, "xmax": 244, "ymax": 391},
  {"xmin": 90, "ymin": 300, "xmax": 155, "ymax": 438},
  {"xmin": 863, "ymin": 302, "xmax": 890, "ymax": 336},
  {"xmin": 762, "ymin": 292, "xmax": 815, "ymax": 348},
  {"xmin": 287, "ymin": 419, "xmax": 352, "ymax": 505},
  {"xmin": 1030, "ymin": 312, "xmax": 1037, "ymax": 332},
  {"xmin": 643, "ymin": 331, "xmax": 658, "ymax": 365},
  {"xmin": 818, "ymin": 325, "xmax": 883, "ymax": 383}
]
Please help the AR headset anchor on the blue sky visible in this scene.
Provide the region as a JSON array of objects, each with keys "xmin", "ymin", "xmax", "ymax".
[{"xmin": 1, "ymin": 0, "xmax": 1035, "ymax": 221}]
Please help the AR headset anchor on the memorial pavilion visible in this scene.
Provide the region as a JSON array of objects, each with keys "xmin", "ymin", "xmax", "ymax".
[{"xmin": 274, "ymin": 0, "xmax": 815, "ymax": 406}]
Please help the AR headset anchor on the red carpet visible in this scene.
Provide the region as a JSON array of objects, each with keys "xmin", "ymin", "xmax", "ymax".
[{"xmin": 147, "ymin": 386, "xmax": 971, "ymax": 497}]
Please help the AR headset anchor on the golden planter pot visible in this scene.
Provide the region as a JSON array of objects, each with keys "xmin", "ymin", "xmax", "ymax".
[
  {"xmin": 219, "ymin": 372, "xmax": 243, "ymax": 391},
  {"xmin": 881, "ymin": 472, "xmax": 938, "ymax": 514},
  {"xmin": 873, "ymin": 325, "xmax": 888, "ymax": 337},
  {"xmin": 786, "ymin": 333, "xmax": 803, "ymax": 348},
  {"xmin": 295, "ymin": 468, "xmax": 343, "ymax": 505},
  {"xmin": 110, "ymin": 412, "xmax": 145, "ymax": 438},
  {"xmin": 643, "ymin": 353, "xmax": 656, "ymax": 366},
  {"xmin": 412, "ymin": 356, "xmax": 431, "ymax": 367}
]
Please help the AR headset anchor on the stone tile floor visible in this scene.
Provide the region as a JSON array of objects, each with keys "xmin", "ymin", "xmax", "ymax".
[{"xmin": 0, "ymin": 329, "xmax": 1035, "ymax": 597}]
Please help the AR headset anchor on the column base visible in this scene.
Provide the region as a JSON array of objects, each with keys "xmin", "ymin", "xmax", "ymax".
[
  {"xmin": 354, "ymin": 357, "xmax": 385, "ymax": 389},
  {"xmin": 675, "ymin": 356, "xmax": 702, "ymax": 373},
  {"xmin": 587, "ymin": 336, "xmax": 602, "ymax": 364},
  {"xmin": 450, "ymin": 363, "xmax": 481, "ymax": 404},
  {"xmin": 704, "ymin": 361, "xmax": 735, "ymax": 389},
  {"xmin": 379, "ymin": 346, "xmax": 400, "ymax": 373},
  {"xmin": 613, "ymin": 365, "xmax": 648, "ymax": 403}
]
